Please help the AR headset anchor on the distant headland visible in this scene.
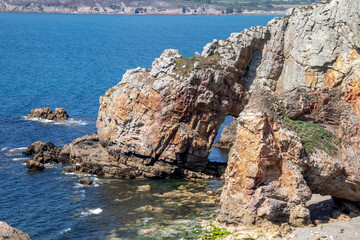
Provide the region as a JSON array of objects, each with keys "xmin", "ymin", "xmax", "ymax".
[{"xmin": 0, "ymin": 0, "xmax": 320, "ymax": 15}]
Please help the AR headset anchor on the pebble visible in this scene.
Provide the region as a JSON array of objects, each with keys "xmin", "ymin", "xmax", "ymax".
[
  {"xmin": 137, "ymin": 228, "xmax": 157, "ymax": 235},
  {"xmin": 137, "ymin": 185, "xmax": 151, "ymax": 191}
]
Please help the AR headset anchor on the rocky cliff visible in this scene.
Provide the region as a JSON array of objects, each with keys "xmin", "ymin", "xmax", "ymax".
[{"xmin": 24, "ymin": 0, "xmax": 360, "ymax": 229}]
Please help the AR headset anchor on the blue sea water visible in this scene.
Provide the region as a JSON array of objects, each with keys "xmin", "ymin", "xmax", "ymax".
[{"xmin": 0, "ymin": 13, "xmax": 280, "ymax": 239}]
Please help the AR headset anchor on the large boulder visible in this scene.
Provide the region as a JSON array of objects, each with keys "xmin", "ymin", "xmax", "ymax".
[
  {"xmin": 23, "ymin": 141, "xmax": 59, "ymax": 164},
  {"xmin": 78, "ymin": 177, "xmax": 92, "ymax": 185},
  {"xmin": 0, "ymin": 221, "xmax": 31, "ymax": 240},
  {"xmin": 25, "ymin": 160, "xmax": 45, "ymax": 171}
]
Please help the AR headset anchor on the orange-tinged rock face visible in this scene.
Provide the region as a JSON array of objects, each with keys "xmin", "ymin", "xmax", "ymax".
[
  {"xmin": 323, "ymin": 68, "xmax": 344, "ymax": 88},
  {"xmin": 90, "ymin": 0, "xmax": 360, "ymax": 229},
  {"xmin": 346, "ymin": 78, "xmax": 360, "ymax": 102}
]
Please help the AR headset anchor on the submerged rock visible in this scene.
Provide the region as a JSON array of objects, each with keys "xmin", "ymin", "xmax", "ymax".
[
  {"xmin": 78, "ymin": 177, "xmax": 92, "ymax": 185},
  {"xmin": 27, "ymin": 107, "xmax": 68, "ymax": 121},
  {"xmin": 25, "ymin": 160, "xmax": 45, "ymax": 171},
  {"xmin": 137, "ymin": 185, "xmax": 151, "ymax": 191},
  {"xmin": 0, "ymin": 221, "xmax": 31, "ymax": 240}
]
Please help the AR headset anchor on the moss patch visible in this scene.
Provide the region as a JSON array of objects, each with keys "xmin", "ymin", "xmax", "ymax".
[
  {"xmin": 199, "ymin": 222, "xmax": 231, "ymax": 240},
  {"xmin": 175, "ymin": 55, "xmax": 221, "ymax": 76},
  {"xmin": 282, "ymin": 116, "xmax": 340, "ymax": 155}
]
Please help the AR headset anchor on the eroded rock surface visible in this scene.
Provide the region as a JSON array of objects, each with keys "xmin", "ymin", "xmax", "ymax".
[
  {"xmin": 27, "ymin": 107, "xmax": 69, "ymax": 121},
  {"xmin": 0, "ymin": 221, "xmax": 31, "ymax": 240}
]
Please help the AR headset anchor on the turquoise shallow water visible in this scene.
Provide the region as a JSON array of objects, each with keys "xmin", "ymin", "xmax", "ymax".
[{"xmin": 0, "ymin": 13, "xmax": 280, "ymax": 239}]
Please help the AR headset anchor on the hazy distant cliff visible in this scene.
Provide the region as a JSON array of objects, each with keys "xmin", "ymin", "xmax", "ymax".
[{"xmin": 0, "ymin": 0, "xmax": 238, "ymax": 15}]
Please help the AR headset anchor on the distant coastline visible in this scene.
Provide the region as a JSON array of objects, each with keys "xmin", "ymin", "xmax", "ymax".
[
  {"xmin": 0, "ymin": 11, "xmax": 286, "ymax": 15},
  {"xmin": 0, "ymin": 0, "xmax": 286, "ymax": 15}
]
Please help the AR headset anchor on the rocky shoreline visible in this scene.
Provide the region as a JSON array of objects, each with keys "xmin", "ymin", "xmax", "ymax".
[
  {"xmin": 20, "ymin": 0, "xmax": 360, "ymax": 238},
  {"xmin": 23, "ymin": 134, "xmax": 227, "ymax": 179}
]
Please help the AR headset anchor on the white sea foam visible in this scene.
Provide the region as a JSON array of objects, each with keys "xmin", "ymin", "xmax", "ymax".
[
  {"xmin": 73, "ymin": 183, "xmax": 85, "ymax": 188},
  {"xmin": 25, "ymin": 116, "xmax": 54, "ymax": 123},
  {"xmin": 143, "ymin": 217, "xmax": 153, "ymax": 224},
  {"xmin": 23, "ymin": 116, "xmax": 89, "ymax": 126},
  {"xmin": 1, "ymin": 147, "xmax": 11, "ymax": 151},
  {"xmin": 12, "ymin": 157, "xmax": 28, "ymax": 161},
  {"xmin": 9, "ymin": 147, "xmax": 27, "ymax": 152},
  {"xmin": 44, "ymin": 163, "xmax": 60, "ymax": 169},
  {"xmin": 81, "ymin": 208, "xmax": 103, "ymax": 216},
  {"xmin": 61, "ymin": 228, "xmax": 71, "ymax": 234},
  {"xmin": 93, "ymin": 183, "xmax": 99, "ymax": 187},
  {"xmin": 54, "ymin": 118, "xmax": 88, "ymax": 126},
  {"xmin": 65, "ymin": 172, "xmax": 93, "ymax": 177}
]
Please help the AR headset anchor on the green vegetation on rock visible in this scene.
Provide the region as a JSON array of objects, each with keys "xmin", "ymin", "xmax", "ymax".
[
  {"xmin": 199, "ymin": 221, "xmax": 231, "ymax": 240},
  {"xmin": 269, "ymin": 94, "xmax": 341, "ymax": 156},
  {"xmin": 282, "ymin": 115, "xmax": 340, "ymax": 155}
]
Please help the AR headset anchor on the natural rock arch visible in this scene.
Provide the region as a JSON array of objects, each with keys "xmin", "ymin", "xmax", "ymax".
[
  {"xmin": 95, "ymin": 0, "xmax": 360, "ymax": 227},
  {"xmin": 24, "ymin": 0, "xmax": 360, "ymax": 228}
]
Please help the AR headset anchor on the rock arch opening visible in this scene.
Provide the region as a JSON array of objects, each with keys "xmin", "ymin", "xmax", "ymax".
[{"xmin": 208, "ymin": 116, "xmax": 234, "ymax": 163}]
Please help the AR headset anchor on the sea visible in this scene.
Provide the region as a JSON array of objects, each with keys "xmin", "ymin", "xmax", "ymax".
[{"xmin": 0, "ymin": 13, "xmax": 281, "ymax": 239}]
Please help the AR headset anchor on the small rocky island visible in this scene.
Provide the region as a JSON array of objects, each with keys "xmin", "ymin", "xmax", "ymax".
[
  {"xmin": 27, "ymin": 107, "xmax": 68, "ymax": 121},
  {"xmin": 23, "ymin": 0, "xmax": 360, "ymax": 237}
]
